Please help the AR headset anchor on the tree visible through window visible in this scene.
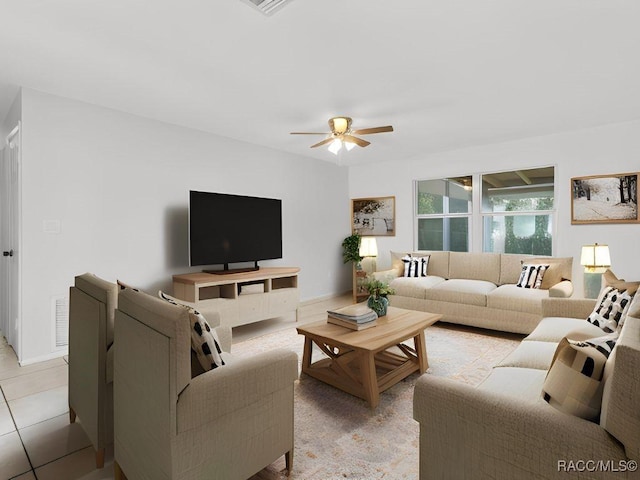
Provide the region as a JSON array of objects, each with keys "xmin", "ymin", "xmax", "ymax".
[
  {"xmin": 416, "ymin": 176, "xmax": 472, "ymax": 252},
  {"xmin": 482, "ymin": 167, "xmax": 555, "ymax": 256}
]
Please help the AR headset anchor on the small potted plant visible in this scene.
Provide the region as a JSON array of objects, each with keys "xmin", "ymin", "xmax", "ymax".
[{"xmin": 364, "ymin": 278, "xmax": 395, "ymax": 317}]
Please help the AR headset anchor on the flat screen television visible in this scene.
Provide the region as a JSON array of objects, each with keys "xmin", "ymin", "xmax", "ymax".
[{"xmin": 189, "ymin": 190, "xmax": 282, "ymax": 271}]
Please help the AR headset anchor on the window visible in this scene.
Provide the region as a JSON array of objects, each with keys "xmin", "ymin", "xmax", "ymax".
[
  {"xmin": 415, "ymin": 176, "xmax": 472, "ymax": 251},
  {"xmin": 482, "ymin": 167, "xmax": 555, "ymax": 255}
]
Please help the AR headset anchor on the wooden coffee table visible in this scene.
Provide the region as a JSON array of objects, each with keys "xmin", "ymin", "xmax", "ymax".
[{"xmin": 296, "ymin": 306, "xmax": 441, "ymax": 408}]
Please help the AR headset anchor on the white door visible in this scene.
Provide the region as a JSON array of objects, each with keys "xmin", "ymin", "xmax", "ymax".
[{"xmin": 1, "ymin": 124, "xmax": 21, "ymax": 360}]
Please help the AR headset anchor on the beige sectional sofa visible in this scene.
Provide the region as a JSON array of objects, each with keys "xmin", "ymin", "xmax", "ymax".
[
  {"xmin": 413, "ymin": 297, "xmax": 640, "ymax": 479},
  {"xmin": 377, "ymin": 251, "xmax": 574, "ymax": 334}
]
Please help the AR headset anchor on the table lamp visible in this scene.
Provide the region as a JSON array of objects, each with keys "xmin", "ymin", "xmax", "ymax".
[
  {"xmin": 580, "ymin": 243, "xmax": 611, "ymax": 299},
  {"xmin": 359, "ymin": 237, "xmax": 378, "ymax": 275}
]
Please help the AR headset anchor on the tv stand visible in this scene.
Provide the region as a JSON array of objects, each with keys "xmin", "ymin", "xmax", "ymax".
[
  {"xmin": 203, "ymin": 261, "xmax": 260, "ymax": 275},
  {"xmin": 172, "ymin": 267, "xmax": 300, "ymax": 327}
]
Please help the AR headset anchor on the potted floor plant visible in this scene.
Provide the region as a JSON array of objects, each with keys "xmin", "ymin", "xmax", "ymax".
[{"xmin": 364, "ymin": 278, "xmax": 395, "ymax": 317}]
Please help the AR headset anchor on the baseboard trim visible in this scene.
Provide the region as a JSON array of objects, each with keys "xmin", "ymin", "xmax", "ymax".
[
  {"xmin": 299, "ymin": 291, "xmax": 351, "ymax": 307},
  {"xmin": 19, "ymin": 348, "xmax": 67, "ymax": 367}
]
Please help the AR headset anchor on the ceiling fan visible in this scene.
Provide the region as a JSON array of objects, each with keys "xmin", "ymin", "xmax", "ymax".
[{"xmin": 291, "ymin": 116, "xmax": 393, "ymax": 154}]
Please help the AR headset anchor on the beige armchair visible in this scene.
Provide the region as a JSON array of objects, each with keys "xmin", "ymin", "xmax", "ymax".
[
  {"xmin": 113, "ymin": 287, "xmax": 298, "ymax": 480},
  {"xmin": 68, "ymin": 273, "xmax": 118, "ymax": 468}
]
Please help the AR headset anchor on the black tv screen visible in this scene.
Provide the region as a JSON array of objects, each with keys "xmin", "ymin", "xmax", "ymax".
[{"xmin": 189, "ymin": 191, "xmax": 283, "ymax": 268}]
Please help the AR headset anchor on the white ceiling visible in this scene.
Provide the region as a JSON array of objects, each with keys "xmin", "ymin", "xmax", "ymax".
[{"xmin": 1, "ymin": 0, "xmax": 639, "ymax": 166}]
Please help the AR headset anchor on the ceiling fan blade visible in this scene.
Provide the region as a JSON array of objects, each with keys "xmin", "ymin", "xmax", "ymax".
[
  {"xmin": 310, "ymin": 137, "xmax": 334, "ymax": 148},
  {"xmin": 351, "ymin": 126, "xmax": 394, "ymax": 135},
  {"xmin": 343, "ymin": 135, "xmax": 370, "ymax": 147},
  {"xmin": 290, "ymin": 132, "xmax": 329, "ymax": 135}
]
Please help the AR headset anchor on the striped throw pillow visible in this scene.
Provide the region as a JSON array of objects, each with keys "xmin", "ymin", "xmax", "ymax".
[
  {"xmin": 402, "ymin": 255, "xmax": 429, "ymax": 277},
  {"xmin": 516, "ymin": 263, "xmax": 549, "ymax": 289}
]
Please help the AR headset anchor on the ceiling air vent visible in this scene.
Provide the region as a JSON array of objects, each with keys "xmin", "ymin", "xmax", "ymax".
[{"xmin": 240, "ymin": 0, "xmax": 294, "ymax": 16}]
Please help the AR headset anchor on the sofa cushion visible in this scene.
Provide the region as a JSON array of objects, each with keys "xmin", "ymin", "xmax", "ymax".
[
  {"xmin": 526, "ymin": 257, "xmax": 573, "ymax": 288},
  {"xmin": 426, "ymin": 279, "xmax": 496, "ymax": 307},
  {"xmin": 602, "ymin": 268, "xmax": 640, "ymax": 296},
  {"xmin": 449, "ymin": 252, "xmax": 500, "ymax": 284},
  {"xmin": 496, "ymin": 340, "xmax": 559, "ymax": 370},
  {"xmin": 497, "ymin": 255, "xmax": 573, "ymax": 287},
  {"xmin": 587, "ymin": 286, "xmax": 634, "ymax": 333},
  {"xmin": 478, "ymin": 367, "xmax": 548, "ymax": 400},
  {"xmin": 389, "ymin": 276, "xmax": 445, "ymax": 299},
  {"xmin": 390, "ymin": 251, "xmax": 408, "ymax": 276},
  {"xmin": 525, "ymin": 317, "xmax": 605, "ymax": 343},
  {"xmin": 541, "ymin": 337, "xmax": 608, "ymax": 421},
  {"xmin": 486, "ymin": 284, "xmax": 548, "ymax": 315}
]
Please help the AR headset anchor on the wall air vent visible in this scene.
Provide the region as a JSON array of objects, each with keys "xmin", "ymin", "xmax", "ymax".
[
  {"xmin": 240, "ymin": 0, "xmax": 294, "ymax": 16},
  {"xmin": 52, "ymin": 295, "xmax": 69, "ymax": 349}
]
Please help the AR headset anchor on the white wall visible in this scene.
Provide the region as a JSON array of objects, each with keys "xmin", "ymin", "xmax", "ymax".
[
  {"xmin": 19, "ymin": 88, "xmax": 351, "ymax": 364},
  {"xmin": 348, "ymin": 120, "xmax": 640, "ymax": 296}
]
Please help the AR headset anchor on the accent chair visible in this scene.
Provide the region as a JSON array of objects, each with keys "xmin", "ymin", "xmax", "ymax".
[{"xmin": 113, "ymin": 286, "xmax": 298, "ymax": 480}]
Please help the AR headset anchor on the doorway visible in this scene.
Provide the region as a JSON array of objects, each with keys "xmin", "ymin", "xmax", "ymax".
[{"xmin": 1, "ymin": 122, "xmax": 22, "ymax": 361}]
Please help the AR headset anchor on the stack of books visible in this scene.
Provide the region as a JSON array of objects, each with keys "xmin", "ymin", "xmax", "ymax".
[{"xmin": 327, "ymin": 303, "xmax": 378, "ymax": 330}]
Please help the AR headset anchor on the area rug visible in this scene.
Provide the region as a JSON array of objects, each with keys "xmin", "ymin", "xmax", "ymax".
[{"xmin": 233, "ymin": 323, "xmax": 522, "ymax": 480}]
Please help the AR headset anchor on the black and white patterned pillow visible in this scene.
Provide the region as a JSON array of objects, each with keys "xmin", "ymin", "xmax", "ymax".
[
  {"xmin": 573, "ymin": 332, "xmax": 619, "ymax": 359},
  {"xmin": 516, "ymin": 264, "xmax": 549, "ymax": 289},
  {"xmin": 542, "ymin": 337, "xmax": 608, "ymax": 421},
  {"xmin": 587, "ymin": 287, "xmax": 634, "ymax": 333},
  {"xmin": 159, "ymin": 291, "xmax": 225, "ymax": 370},
  {"xmin": 401, "ymin": 255, "xmax": 429, "ymax": 277}
]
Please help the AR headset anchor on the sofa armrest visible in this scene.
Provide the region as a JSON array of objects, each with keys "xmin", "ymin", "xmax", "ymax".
[
  {"xmin": 177, "ymin": 348, "xmax": 298, "ymax": 433},
  {"xmin": 213, "ymin": 325, "xmax": 232, "ymax": 353},
  {"xmin": 413, "ymin": 375, "xmax": 627, "ymax": 479},
  {"xmin": 372, "ymin": 269, "xmax": 399, "ymax": 284},
  {"xmin": 541, "ymin": 298, "xmax": 596, "ymax": 319},
  {"xmin": 549, "ymin": 279, "xmax": 574, "ymax": 298}
]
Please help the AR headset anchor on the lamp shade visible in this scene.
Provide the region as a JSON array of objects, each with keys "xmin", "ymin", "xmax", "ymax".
[
  {"xmin": 359, "ymin": 237, "xmax": 378, "ymax": 258},
  {"xmin": 580, "ymin": 243, "xmax": 611, "ymax": 267}
]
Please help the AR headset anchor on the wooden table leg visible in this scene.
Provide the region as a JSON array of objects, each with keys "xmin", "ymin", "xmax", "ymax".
[
  {"xmin": 415, "ymin": 331, "xmax": 428, "ymax": 373},
  {"xmin": 360, "ymin": 351, "xmax": 379, "ymax": 409},
  {"xmin": 302, "ymin": 336, "xmax": 313, "ymax": 373}
]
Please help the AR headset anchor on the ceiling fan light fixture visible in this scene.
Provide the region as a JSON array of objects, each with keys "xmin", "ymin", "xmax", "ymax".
[
  {"xmin": 344, "ymin": 140, "xmax": 356, "ymax": 151},
  {"xmin": 328, "ymin": 138, "xmax": 343, "ymax": 155},
  {"xmin": 329, "ymin": 117, "xmax": 351, "ymax": 135}
]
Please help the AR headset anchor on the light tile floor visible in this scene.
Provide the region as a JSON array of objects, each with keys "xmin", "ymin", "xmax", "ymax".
[{"xmin": 0, "ymin": 293, "xmax": 353, "ymax": 480}]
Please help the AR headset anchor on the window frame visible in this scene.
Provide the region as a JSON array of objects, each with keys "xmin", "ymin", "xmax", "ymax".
[
  {"xmin": 413, "ymin": 165, "xmax": 557, "ymax": 255},
  {"xmin": 414, "ymin": 176, "xmax": 473, "ymax": 252}
]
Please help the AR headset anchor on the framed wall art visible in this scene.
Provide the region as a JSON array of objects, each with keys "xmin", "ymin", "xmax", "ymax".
[
  {"xmin": 351, "ymin": 196, "xmax": 396, "ymax": 236},
  {"xmin": 571, "ymin": 172, "xmax": 639, "ymax": 224}
]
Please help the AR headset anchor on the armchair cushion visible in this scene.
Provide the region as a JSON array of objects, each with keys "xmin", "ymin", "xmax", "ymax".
[{"xmin": 177, "ymin": 348, "xmax": 298, "ymax": 433}]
